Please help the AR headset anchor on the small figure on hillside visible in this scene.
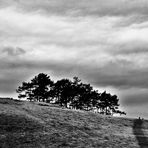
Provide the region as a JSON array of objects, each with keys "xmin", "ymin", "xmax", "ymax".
[{"xmin": 138, "ymin": 117, "xmax": 144, "ymax": 122}]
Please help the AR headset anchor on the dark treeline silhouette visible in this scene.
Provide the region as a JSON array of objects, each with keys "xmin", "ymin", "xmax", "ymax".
[{"xmin": 16, "ymin": 73, "xmax": 126, "ymax": 116}]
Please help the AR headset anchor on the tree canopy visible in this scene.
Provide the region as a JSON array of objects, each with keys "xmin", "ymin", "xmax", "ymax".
[
  {"xmin": 16, "ymin": 73, "xmax": 53, "ymax": 102},
  {"xmin": 16, "ymin": 73, "xmax": 126, "ymax": 116}
]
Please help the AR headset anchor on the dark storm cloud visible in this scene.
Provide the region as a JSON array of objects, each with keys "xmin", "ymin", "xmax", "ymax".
[
  {"xmin": 112, "ymin": 41, "xmax": 148, "ymax": 55},
  {"xmin": 91, "ymin": 70, "xmax": 148, "ymax": 89},
  {"xmin": 78, "ymin": 58, "xmax": 148, "ymax": 89},
  {"xmin": 123, "ymin": 94, "xmax": 148, "ymax": 106},
  {"xmin": 0, "ymin": 57, "xmax": 78, "ymax": 94},
  {"xmin": 17, "ymin": 59, "xmax": 148, "ymax": 89},
  {"xmin": 0, "ymin": 76, "xmax": 21, "ymax": 93},
  {"xmin": 2, "ymin": 46, "xmax": 26, "ymax": 56},
  {"xmin": 116, "ymin": 48, "xmax": 148, "ymax": 55},
  {"xmin": 120, "ymin": 88, "xmax": 148, "ymax": 106},
  {"xmin": 23, "ymin": 0, "xmax": 148, "ymax": 17},
  {"xmin": 0, "ymin": 66, "xmax": 29, "ymax": 94},
  {"xmin": 1, "ymin": 0, "xmax": 148, "ymax": 17},
  {"xmin": 1, "ymin": 48, "xmax": 148, "ymax": 109},
  {"xmin": 1, "ymin": 50, "xmax": 148, "ymax": 94}
]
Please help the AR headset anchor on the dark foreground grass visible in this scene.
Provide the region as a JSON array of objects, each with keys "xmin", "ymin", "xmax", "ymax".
[{"xmin": 0, "ymin": 98, "xmax": 147, "ymax": 148}]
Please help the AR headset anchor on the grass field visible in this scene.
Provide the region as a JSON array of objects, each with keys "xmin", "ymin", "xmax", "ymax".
[{"xmin": 0, "ymin": 98, "xmax": 148, "ymax": 148}]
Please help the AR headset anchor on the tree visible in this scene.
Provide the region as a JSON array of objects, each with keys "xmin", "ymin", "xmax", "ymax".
[
  {"xmin": 69, "ymin": 77, "xmax": 82, "ymax": 109},
  {"xmin": 97, "ymin": 91, "xmax": 125, "ymax": 115},
  {"xmin": 16, "ymin": 73, "xmax": 54, "ymax": 102},
  {"xmin": 89, "ymin": 90, "xmax": 100, "ymax": 110},
  {"xmin": 16, "ymin": 73, "xmax": 126, "ymax": 116},
  {"xmin": 69, "ymin": 78, "xmax": 100, "ymax": 111},
  {"xmin": 17, "ymin": 82, "xmax": 34, "ymax": 101},
  {"xmin": 77, "ymin": 83, "xmax": 93, "ymax": 111},
  {"xmin": 53, "ymin": 78, "xmax": 73, "ymax": 108}
]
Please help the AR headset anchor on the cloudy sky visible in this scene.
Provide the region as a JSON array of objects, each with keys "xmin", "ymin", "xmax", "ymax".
[{"xmin": 0, "ymin": 0, "xmax": 148, "ymax": 118}]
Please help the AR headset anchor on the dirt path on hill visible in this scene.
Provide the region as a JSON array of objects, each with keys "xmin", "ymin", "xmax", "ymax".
[{"xmin": 133, "ymin": 119, "xmax": 148, "ymax": 148}]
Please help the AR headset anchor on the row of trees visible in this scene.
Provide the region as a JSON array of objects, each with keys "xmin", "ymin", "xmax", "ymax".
[{"xmin": 16, "ymin": 73, "xmax": 126, "ymax": 116}]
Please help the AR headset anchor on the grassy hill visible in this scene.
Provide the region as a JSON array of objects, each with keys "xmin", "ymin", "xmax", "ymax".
[{"xmin": 0, "ymin": 98, "xmax": 148, "ymax": 148}]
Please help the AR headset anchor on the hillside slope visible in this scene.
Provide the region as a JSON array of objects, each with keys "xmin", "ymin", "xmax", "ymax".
[{"xmin": 0, "ymin": 98, "xmax": 147, "ymax": 148}]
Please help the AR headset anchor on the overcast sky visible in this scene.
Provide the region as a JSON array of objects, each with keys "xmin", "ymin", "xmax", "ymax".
[{"xmin": 0, "ymin": 0, "xmax": 148, "ymax": 118}]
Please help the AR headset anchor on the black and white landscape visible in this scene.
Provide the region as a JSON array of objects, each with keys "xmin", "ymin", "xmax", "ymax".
[
  {"xmin": 0, "ymin": 0, "xmax": 148, "ymax": 119},
  {"xmin": 0, "ymin": 0, "xmax": 148, "ymax": 147}
]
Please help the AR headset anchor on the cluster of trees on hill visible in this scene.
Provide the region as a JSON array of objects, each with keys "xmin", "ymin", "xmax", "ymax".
[{"xmin": 16, "ymin": 73, "xmax": 126, "ymax": 116}]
